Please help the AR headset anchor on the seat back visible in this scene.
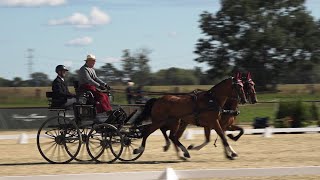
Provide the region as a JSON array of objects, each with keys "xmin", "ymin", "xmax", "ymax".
[{"xmin": 46, "ymin": 92, "xmax": 54, "ymax": 107}]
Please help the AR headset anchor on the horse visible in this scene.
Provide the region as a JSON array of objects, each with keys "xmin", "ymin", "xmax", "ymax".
[
  {"xmin": 133, "ymin": 73, "xmax": 247, "ymax": 160},
  {"xmin": 188, "ymin": 72, "xmax": 257, "ymax": 150},
  {"xmin": 160, "ymin": 72, "xmax": 257, "ymax": 155}
]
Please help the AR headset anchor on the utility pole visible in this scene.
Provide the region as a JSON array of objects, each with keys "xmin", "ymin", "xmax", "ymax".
[{"xmin": 27, "ymin": 48, "xmax": 34, "ymax": 78}]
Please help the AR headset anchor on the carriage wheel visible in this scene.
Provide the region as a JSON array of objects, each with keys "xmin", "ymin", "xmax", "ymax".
[
  {"xmin": 118, "ymin": 135, "xmax": 144, "ymax": 161},
  {"xmin": 74, "ymin": 125, "xmax": 94, "ymax": 162},
  {"xmin": 86, "ymin": 123, "xmax": 123, "ymax": 163},
  {"xmin": 37, "ymin": 116, "xmax": 81, "ymax": 164}
]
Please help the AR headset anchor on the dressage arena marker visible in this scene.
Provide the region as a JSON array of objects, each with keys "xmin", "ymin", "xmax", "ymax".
[
  {"xmin": 17, "ymin": 133, "xmax": 28, "ymax": 144},
  {"xmin": 183, "ymin": 129, "xmax": 194, "ymax": 140},
  {"xmin": 263, "ymin": 127, "xmax": 273, "ymax": 138},
  {"xmin": 158, "ymin": 167, "xmax": 178, "ymax": 180},
  {"xmin": 1, "ymin": 166, "xmax": 319, "ymax": 180}
]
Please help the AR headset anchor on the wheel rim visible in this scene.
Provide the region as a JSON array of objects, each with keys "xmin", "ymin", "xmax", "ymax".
[
  {"xmin": 74, "ymin": 126, "xmax": 94, "ymax": 162},
  {"xmin": 119, "ymin": 134, "xmax": 144, "ymax": 161},
  {"xmin": 87, "ymin": 123, "xmax": 123, "ymax": 163},
  {"xmin": 37, "ymin": 116, "xmax": 81, "ymax": 164}
]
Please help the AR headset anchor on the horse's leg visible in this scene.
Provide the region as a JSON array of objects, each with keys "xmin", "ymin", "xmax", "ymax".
[
  {"xmin": 227, "ymin": 125, "xmax": 244, "ymax": 141},
  {"xmin": 168, "ymin": 121, "xmax": 190, "ymax": 160},
  {"xmin": 160, "ymin": 127, "xmax": 171, "ymax": 151},
  {"xmin": 133, "ymin": 121, "xmax": 165, "ymax": 155},
  {"xmin": 212, "ymin": 117, "xmax": 238, "ymax": 160},
  {"xmin": 169, "ymin": 132, "xmax": 191, "ymax": 159},
  {"xmin": 188, "ymin": 127, "xmax": 210, "ymax": 150}
]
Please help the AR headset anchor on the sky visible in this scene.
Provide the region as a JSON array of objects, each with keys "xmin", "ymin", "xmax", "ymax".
[{"xmin": 0, "ymin": 0, "xmax": 320, "ymax": 81}]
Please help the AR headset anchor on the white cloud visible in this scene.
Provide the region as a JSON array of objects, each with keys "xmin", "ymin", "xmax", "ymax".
[
  {"xmin": 0, "ymin": 0, "xmax": 66, "ymax": 7},
  {"xmin": 49, "ymin": 7, "xmax": 111, "ymax": 28},
  {"xmin": 65, "ymin": 36, "xmax": 93, "ymax": 46}
]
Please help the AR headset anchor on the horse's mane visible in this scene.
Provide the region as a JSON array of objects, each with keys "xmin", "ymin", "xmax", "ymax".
[{"xmin": 209, "ymin": 77, "xmax": 232, "ymax": 91}]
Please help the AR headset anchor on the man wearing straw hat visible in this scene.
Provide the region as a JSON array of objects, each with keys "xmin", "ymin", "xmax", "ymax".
[{"xmin": 78, "ymin": 54, "xmax": 112, "ymax": 116}]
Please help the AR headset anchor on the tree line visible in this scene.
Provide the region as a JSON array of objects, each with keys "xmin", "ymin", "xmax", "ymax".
[
  {"xmin": 2, "ymin": 0, "xmax": 320, "ymax": 90},
  {"xmin": 0, "ymin": 48, "xmax": 211, "ymax": 87}
]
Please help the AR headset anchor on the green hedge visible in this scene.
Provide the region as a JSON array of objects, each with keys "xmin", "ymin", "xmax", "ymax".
[{"xmin": 274, "ymin": 101, "xmax": 318, "ymax": 128}]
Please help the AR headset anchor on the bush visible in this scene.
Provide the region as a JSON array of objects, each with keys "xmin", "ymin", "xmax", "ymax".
[{"xmin": 275, "ymin": 101, "xmax": 314, "ymax": 128}]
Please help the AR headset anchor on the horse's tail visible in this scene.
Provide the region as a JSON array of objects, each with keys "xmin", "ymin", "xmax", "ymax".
[{"xmin": 135, "ymin": 98, "xmax": 158, "ymax": 124}]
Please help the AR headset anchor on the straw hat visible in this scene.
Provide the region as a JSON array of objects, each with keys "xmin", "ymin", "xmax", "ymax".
[{"xmin": 84, "ymin": 54, "xmax": 96, "ymax": 61}]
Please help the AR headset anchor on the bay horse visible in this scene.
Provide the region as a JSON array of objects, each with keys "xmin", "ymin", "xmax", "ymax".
[
  {"xmin": 133, "ymin": 73, "xmax": 247, "ymax": 160},
  {"xmin": 162, "ymin": 72, "xmax": 257, "ymax": 153},
  {"xmin": 159, "ymin": 72, "xmax": 257, "ymax": 158}
]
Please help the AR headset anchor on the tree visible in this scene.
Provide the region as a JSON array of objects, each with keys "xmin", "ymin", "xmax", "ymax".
[
  {"xmin": 151, "ymin": 67, "xmax": 199, "ymax": 85},
  {"xmin": 97, "ymin": 63, "xmax": 123, "ymax": 84},
  {"xmin": 195, "ymin": 0, "xmax": 320, "ymax": 90},
  {"xmin": 65, "ymin": 71, "xmax": 78, "ymax": 88},
  {"xmin": 12, "ymin": 77, "xmax": 24, "ymax": 87},
  {"xmin": 29, "ymin": 72, "xmax": 50, "ymax": 86},
  {"xmin": 0, "ymin": 77, "xmax": 11, "ymax": 87},
  {"xmin": 121, "ymin": 49, "xmax": 136, "ymax": 80},
  {"xmin": 120, "ymin": 48, "xmax": 152, "ymax": 85},
  {"xmin": 131, "ymin": 48, "xmax": 152, "ymax": 85}
]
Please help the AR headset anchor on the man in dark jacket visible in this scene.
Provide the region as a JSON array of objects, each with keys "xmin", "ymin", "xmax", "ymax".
[{"xmin": 52, "ymin": 65, "xmax": 76, "ymax": 108}]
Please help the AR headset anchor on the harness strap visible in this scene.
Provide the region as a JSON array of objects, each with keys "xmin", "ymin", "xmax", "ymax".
[
  {"xmin": 190, "ymin": 90, "xmax": 201, "ymax": 126},
  {"xmin": 222, "ymin": 109, "xmax": 240, "ymax": 116}
]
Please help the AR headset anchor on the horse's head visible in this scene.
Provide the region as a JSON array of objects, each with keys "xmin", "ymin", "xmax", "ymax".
[
  {"xmin": 232, "ymin": 72, "xmax": 247, "ymax": 104},
  {"xmin": 242, "ymin": 72, "xmax": 257, "ymax": 104}
]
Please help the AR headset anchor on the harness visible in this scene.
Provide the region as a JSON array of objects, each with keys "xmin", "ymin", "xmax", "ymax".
[{"xmin": 190, "ymin": 90, "xmax": 223, "ymax": 126}]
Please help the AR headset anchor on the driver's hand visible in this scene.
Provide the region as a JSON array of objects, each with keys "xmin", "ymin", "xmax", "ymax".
[
  {"xmin": 99, "ymin": 85, "xmax": 106, "ymax": 90},
  {"xmin": 105, "ymin": 84, "xmax": 111, "ymax": 90}
]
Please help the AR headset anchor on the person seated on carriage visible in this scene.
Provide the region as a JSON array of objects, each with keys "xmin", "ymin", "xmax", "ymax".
[
  {"xmin": 78, "ymin": 54, "xmax": 113, "ymax": 120},
  {"xmin": 51, "ymin": 65, "xmax": 77, "ymax": 108}
]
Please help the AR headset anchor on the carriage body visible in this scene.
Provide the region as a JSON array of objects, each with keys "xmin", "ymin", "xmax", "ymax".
[{"xmin": 37, "ymin": 83, "xmax": 127, "ymax": 164}]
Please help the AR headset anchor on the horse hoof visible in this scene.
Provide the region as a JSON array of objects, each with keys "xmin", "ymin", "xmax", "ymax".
[
  {"xmin": 227, "ymin": 134, "xmax": 234, "ymax": 139},
  {"xmin": 184, "ymin": 152, "xmax": 191, "ymax": 158},
  {"xmin": 163, "ymin": 146, "xmax": 169, "ymax": 152},
  {"xmin": 226, "ymin": 155, "xmax": 235, "ymax": 160},
  {"xmin": 187, "ymin": 145, "xmax": 194, "ymax": 150},
  {"xmin": 179, "ymin": 157, "xmax": 188, "ymax": 161},
  {"xmin": 231, "ymin": 153, "xmax": 238, "ymax": 158}
]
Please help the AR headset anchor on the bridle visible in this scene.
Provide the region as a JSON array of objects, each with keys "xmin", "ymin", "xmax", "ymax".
[
  {"xmin": 206, "ymin": 77, "xmax": 245, "ymax": 103},
  {"xmin": 230, "ymin": 77, "xmax": 245, "ymax": 102},
  {"xmin": 243, "ymin": 78, "xmax": 256, "ymax": 98}
]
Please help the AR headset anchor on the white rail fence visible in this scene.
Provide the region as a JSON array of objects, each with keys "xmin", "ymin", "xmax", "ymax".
[{"xmin": 0, "ymin": 127, "xmax": 320, "ymax": 142}]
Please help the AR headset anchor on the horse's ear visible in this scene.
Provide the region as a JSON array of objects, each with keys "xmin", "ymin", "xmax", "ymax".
[
  {"xmin": 235, "ymin": 72, "xmax": 241, "ymax": 80},
  {"xmin": 247, "ymin": 72, "xmax": 251, "ymax": 79}
]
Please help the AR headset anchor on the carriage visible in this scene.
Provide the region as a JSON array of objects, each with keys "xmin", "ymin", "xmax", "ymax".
[
  {"xmin": 36, "ymin": 82, "xmax": 147, "ymax": 164},
  {"xmin": 37, "ymin": 73, "xmax": 257, "ymax": 163}
]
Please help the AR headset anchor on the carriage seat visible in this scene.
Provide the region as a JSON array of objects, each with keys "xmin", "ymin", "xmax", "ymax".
[
  {"xmin": 45, "ymin": 92, "xmax": 68, "ymax": 111},
  {"xmin": 73, "ymin": 80, "xmax": 113, "ymax": 104}
]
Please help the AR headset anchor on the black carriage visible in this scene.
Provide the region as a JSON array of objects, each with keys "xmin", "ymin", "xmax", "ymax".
[{"xmin": 36, "ymin": 82, "xmax": 148, "ymax": 164}]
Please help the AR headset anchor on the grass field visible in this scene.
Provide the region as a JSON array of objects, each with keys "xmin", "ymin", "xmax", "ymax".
[{"xmin": 1, "ymin": 84, "xmax": 320, "ymax": 124}]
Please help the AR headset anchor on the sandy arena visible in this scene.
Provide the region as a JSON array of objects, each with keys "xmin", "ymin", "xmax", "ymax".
[{"xmin": 0, "ymin": 129, "xmax": 319, "ymax": 179}]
